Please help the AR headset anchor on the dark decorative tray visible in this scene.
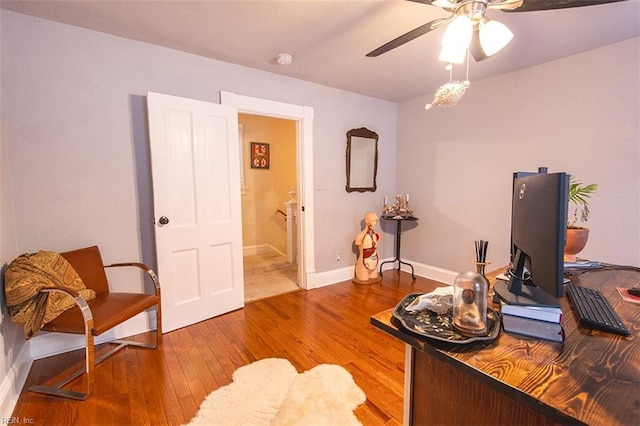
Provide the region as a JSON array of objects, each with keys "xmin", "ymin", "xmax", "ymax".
[{"xmin": 392, "ymin": 292, "xmax": 501, "ymax": 344}]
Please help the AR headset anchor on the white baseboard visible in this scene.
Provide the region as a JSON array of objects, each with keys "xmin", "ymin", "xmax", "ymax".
[
  {"xmin": 378, "ymin": 258, "xmax": 458, "ymax": 285},
  {"xmin": 306, "ymin": 265, "xmax": 355, "ymax": 289},
  {"xmin": 29, "ymin": 310, "xmax": 157, "ymax": 360},
  {"xmin": 410, "ymin": 261, "xmax": 458, "ymax": 285},
  {"xmin": 305, "ymin": 259, "xmax": 458, "ymax": 290},
  {"xmin": 0, "ymin": 344, "xmax": 32, "ymax": 420},
  {"xmin": 243, "ymin": 244, "xmax": 286, "ymax": 257}
]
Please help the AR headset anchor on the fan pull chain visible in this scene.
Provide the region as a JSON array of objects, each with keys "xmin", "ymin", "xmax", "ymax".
[{"xmin": 465, "ymin": 48, "xmax": 470, "ymax": 82}]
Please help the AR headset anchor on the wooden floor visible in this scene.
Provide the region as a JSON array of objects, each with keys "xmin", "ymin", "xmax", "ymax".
[{"xmin": 11, "ymin": 271, "xmax": 442, "ymax": 425}]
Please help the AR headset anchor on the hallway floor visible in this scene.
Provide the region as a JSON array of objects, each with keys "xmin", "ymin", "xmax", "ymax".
[{"xmin": 243, "ymin": 250, "xmax": 299, "ymax": 302}]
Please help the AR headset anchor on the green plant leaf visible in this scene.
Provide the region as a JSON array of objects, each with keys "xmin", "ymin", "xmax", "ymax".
[{"xmin": 567, "ymin": 176, "xmax": 597, "ymax": 227}]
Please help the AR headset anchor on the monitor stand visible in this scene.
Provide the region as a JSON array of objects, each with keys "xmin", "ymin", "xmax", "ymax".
[{"xmin": 494, "ymin": 279, "xmax": 561, "ymax": 308}]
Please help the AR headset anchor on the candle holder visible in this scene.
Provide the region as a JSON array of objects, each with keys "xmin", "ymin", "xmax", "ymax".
[{"xmin": 382, "ymin": 194, "xmax": 414, "ymax": 218}]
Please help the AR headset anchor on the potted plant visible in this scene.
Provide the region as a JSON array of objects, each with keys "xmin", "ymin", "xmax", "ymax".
[{"xmin": 565, "ymin": 176, "xmax": 598, "ymax": 262}]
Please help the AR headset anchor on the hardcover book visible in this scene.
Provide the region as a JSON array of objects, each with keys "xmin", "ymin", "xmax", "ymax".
[
  {"xmin": 500, "ymin": 302, "xmax": 563, "ymax": 323},
  {"xmin": 502, "ymin": 314, "xmax": 565, "ymax": 343}
]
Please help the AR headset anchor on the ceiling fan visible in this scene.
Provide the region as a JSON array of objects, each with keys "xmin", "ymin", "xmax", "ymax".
[{"xmin": 366, "ymin": 0, "xmax": 629, "ymax": 61}]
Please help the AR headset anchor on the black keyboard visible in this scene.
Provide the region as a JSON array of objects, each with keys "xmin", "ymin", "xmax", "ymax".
[{"xmin": 565, "ymin": 284, "xmax": 630, "ymax": 336}]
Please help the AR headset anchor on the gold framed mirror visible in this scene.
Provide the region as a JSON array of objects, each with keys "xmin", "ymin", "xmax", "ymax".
[{"xmin": 346, "ymin": 127, "xmax": 378, "ymax": 193}]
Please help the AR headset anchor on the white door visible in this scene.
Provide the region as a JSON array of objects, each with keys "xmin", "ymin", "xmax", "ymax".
[{"xmin": 147, "ymin": 92, "xmax": 244, "ymax": 333}]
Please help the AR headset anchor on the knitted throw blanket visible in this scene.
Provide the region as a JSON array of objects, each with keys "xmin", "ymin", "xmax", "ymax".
[{"xmin": 4, "ymin": 250, "xmax": 96, "ymax": 339}]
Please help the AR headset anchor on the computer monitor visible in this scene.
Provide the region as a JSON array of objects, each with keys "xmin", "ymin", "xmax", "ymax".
[{"xmin": 494, "ymin": 168, "xmax": 568, "ymax": 308}]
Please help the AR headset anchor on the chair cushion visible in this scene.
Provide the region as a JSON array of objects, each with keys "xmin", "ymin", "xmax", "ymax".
[{"xmin": 42, "ymin": 292, "xmax": 160, "ymax": 336}]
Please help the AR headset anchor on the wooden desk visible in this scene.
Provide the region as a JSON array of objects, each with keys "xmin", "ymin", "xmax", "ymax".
[{"xmin": 371, "ymin": 269, "xmax": 640, "ymax": 425}]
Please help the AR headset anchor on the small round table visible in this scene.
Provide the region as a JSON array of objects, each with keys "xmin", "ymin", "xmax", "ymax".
[{"xmin": 379, "ymin": 216, "xmax": 418, "ymax": 280}]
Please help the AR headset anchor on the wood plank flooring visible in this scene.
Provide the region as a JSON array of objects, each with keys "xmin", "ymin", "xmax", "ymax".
[{"xmin": 11, "ymin": 271, "xmax": 443, "ymax": 425}]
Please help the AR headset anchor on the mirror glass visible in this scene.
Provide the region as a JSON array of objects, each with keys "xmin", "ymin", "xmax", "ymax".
[{"xmin": 346, "ymin": 127, "xmax": 378, "ymax": 192}]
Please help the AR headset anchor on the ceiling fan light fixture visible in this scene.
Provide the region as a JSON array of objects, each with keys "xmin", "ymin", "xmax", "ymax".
[
  {"xmin": 438, "ymin": 15, "xmax": 473, "ymax": 64},
  {"xmin": 479, "ymin": 19, "xmax": 513, "ymax": 57}
]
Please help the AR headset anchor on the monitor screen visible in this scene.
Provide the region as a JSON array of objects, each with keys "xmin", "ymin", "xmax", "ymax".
[{"xmin": 494, "ymin": 169, "xmax": 568, "ymax": 307}]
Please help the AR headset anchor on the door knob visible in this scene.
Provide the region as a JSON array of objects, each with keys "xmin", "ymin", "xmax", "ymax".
[{"xmin": 158, "ymin": 216, "xmax": 170, "ymax": 225}]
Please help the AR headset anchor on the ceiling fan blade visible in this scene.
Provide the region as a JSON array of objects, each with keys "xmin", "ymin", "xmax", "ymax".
[
  {"xmin": 366, "ymin": 17, "xmax": 451, "ymax": 57},
  {"xmin": 487, "ymin": 0, "xmax": 525, "ymax": 11},
  {"xmin": 505, "ymin": 0, "xmax": 628, "ymax": 12},
  {"xmin": 428, "ymin": 0, "xmax": 459, "ymax": 11}
]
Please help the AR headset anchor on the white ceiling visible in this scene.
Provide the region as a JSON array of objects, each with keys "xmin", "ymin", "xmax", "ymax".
[{"xmin": 2, "ymin": 0, "xmax": 639, "ymax": 102}]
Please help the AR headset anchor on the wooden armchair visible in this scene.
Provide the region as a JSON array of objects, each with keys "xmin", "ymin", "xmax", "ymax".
[{"xmin": 29, "ymin": 245, "xmax": 162, "ymax": 400}]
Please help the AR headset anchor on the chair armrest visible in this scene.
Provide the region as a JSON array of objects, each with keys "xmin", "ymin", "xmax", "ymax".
[
  {"xmin": 104, "ymin": 262, "xmax": 160, "ymax": 293},
  {"xmin": 39, "ymin": 287, "xmax": 93, "ymax": 323},
  {"xmin": 40, "ymin": 286, "xmax": 81, "ymax": 298}
]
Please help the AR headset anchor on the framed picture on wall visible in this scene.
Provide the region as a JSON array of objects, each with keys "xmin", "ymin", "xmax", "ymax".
[{"xmin": 250, "ymin": 142, "xmax": 270, "ymax": 169}]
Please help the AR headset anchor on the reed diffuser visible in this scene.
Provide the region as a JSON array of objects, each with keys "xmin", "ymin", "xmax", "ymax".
[{"xmin": 473, "ymin": 240, "xmax": 492, "ymax": 297}]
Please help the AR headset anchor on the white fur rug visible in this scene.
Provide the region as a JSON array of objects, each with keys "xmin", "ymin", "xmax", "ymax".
[{"xmin": 185, "ymin": 358, "xmax": 366, "ymax": 426}]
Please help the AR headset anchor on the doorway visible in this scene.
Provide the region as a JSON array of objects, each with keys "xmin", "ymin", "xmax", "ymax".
[
  {"xmin": 239, "ymin": 113, "xmax": 299, "ymax": 302},
  {"xmin": 147, "ymin": 91, "xmax": 314, "ymax": 333},
  {"xmin": 221, "ymin": 91, "xmax": 315, "ymax": 293}
]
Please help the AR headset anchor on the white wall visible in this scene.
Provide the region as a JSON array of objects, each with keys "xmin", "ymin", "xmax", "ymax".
[
  {"xmin": 397, "ymin": 38, "xmax": 640, "ymax": 274},
  {"xmin": 0, "ymin": 101, "xmax": 31, "ymax": 418},
  {"xmin": 0, "ymin": 10, "xmax": 398, "ymax": 275}
]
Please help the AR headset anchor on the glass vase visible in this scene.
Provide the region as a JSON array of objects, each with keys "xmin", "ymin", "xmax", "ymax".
[
  {"xmin": 452, "ymin": 271, "xmax": 488, "ymax": 337},
  {"xmin": 473, "ymin": 261, "xmax": 493, "ymax": 300}
]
